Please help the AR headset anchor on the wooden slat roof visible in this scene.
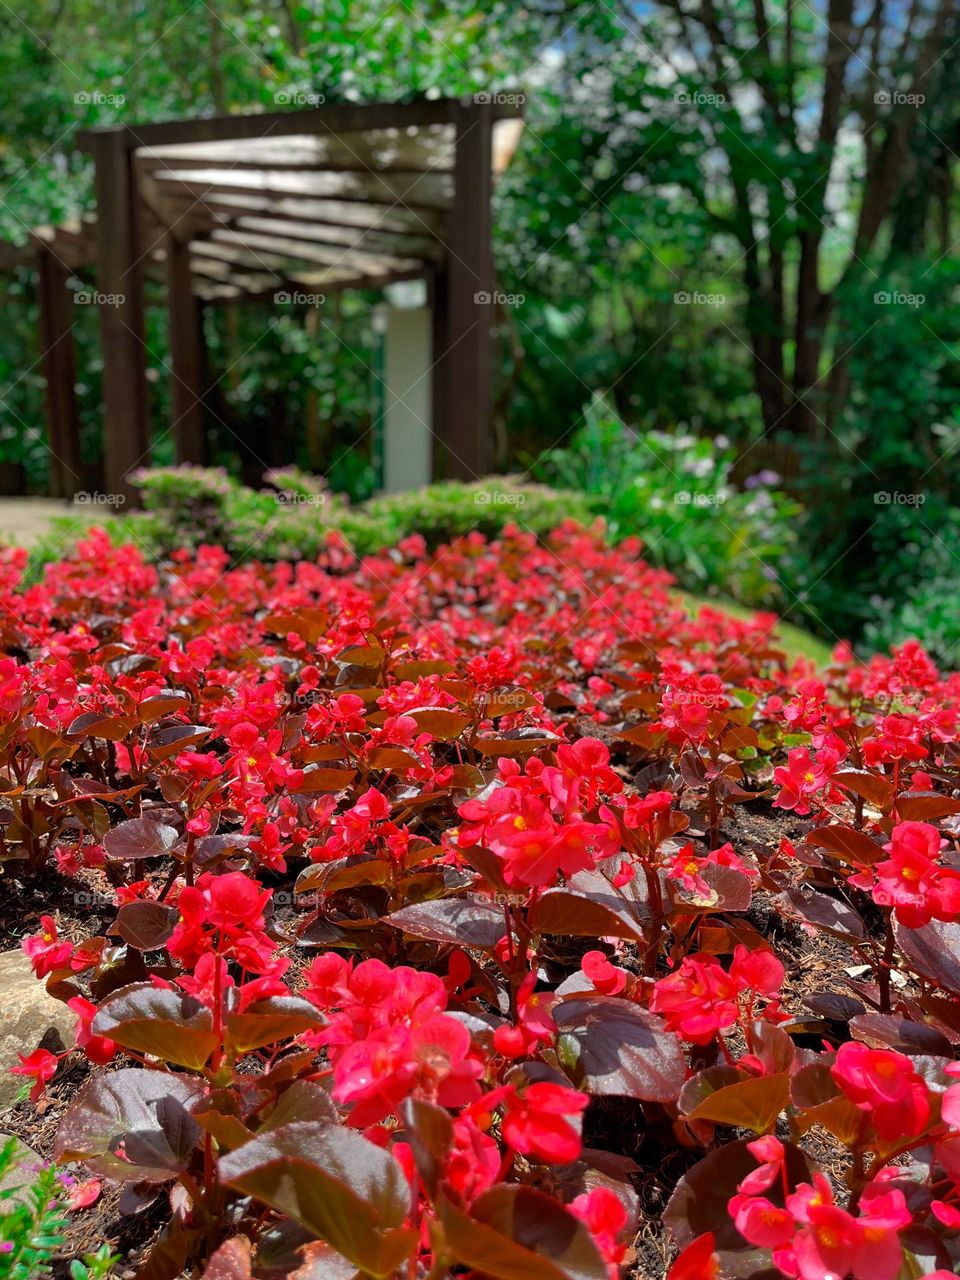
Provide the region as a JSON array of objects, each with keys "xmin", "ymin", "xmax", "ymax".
[{"xmin": 5, "ymin": 100, "xmax": 524, "ymax": 300}]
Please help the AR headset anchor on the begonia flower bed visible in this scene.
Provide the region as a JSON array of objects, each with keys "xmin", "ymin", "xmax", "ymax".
[{"xmin": 3, "ymin": 523, "xmax": 960, "ymax": 1280}]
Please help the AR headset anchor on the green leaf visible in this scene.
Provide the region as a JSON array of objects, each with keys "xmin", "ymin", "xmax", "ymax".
[
  {"xmin": 531, "ymin": 877, "xmax": 647, "ymax": 942},
  {"xmin": 114, "ymin": 901, "xmax": 178, "ymax": 950},
  {"xmin": 199, "ymin": 1237, "xmax": 253, "ymax": 1279},
  {"xmin": 685, "ymin": 1072, "xmax": 791, "ymax": 1133},
  {"xmin": 407, "ymin": 708, "xmax": 472, "ymax": 739},
  {"xmin": 897, "ymin": 791, "xmax": 960, "ymax": 821},
  {"xmin": 400, "ymin": 1098, "xmax": 453, "ymax": 1195},
  {"xmin": 895, "ymin": 918, "xmax": 960, "ymax": 995},
  {"xmin": 261, "ymin": 1080, "xmax": 338, "ymax": 1131}
]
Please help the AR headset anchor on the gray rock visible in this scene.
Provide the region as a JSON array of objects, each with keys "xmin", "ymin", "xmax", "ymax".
[{"xmin": 0, "ymin": 949, "xmax": 75, "ymax": 1113}]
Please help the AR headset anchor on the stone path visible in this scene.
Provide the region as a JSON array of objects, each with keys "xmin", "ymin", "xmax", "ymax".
[
  {"xmin": 0, "ymin": 498, "xmax": 70, "ymax": 548},
  {"xmin": 0, "ymin": 498, "xmax": 114, "ymax": 549}
]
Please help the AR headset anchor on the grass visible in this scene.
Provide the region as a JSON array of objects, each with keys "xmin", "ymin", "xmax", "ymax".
[{"xmin": 677, "ymin": 591, "xmax": 835, "ymax": 667}]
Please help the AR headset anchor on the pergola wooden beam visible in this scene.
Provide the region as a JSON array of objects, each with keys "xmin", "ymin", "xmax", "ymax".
[
  {"xmin": 35, "ymin": 247, "xmax": 82, "ymax": 498},
  {"xmin": 90, "ymin": 127, "xmax": 152, "ymax": 502},
  {"xmin": 232, "ymin": 216, "xmax": 440, "ymax": 261},
  {"xmin": 149, "ymin": 166, "xmax": 453, "ymax": 212},
  {"xmin": 206, "ymin": 226, "xmax": 420, "ymax": 275},
  {"xmin": 432, "ymin": 100, "xmax": 496, "ymax": 480},
  {"xmin": 148, "ymin": 183, "xmax": 448, "ymax": 238},
  {"xmin": 165, "ymin": 232, "xmax": 206, "ymax": 465},
  {"xmin": 76, "ymin": 98, "xmax": 520, "ymax": 152},
  {"xmin": 134, "ymin": 126, "xmax": 457, "ymax": 173}
]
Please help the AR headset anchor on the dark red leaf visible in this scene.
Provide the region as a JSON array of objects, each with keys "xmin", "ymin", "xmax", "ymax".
[
  {"xmin": 103, "ymin": 817, "xmax": 179, "ymax": 861},
  {"xmin": 554, "ymin": 997, "xmax": 686, "ymax": 1102},
  {"xmin": 54, "ymin": 1069, "xmax": 203, "ymax": 1182},
  {"xmin": 219, "ymin": 1121, "xmax": 415, "ymax": 1278}
]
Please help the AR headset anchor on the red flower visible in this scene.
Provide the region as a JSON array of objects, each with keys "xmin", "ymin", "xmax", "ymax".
[
  {"xmin": 738, "ymin": 1135, "xmax": 786, "ymax": 1194},
  {"xmin": 773, "ymin": 746, "xmax": 839, "ymax": 815},
  {"xmin": 732, "ymin": 1168, "xmax": 911, "ymax": 1280},
  {"xmin": 10, "ymin": 1048, "xmax": 59, "ymax": 1102},
  {"xmin": 784, "ymin": 1177, "xmax": 910, "ymax": 1280},
  {"xmin": 305, "ymin": 956, "xmax": 483, "ymax": 1127},
  {"xmin": 665, "ymin": 844, "xmax": 713, "ymax": 900},
  {"xmin": 728, "ymin": 1193, "xmax": 794, "ymax": 1248},
  {"xmin": 68, "ymin": 995, "xmax": 117, "ymax": 1065},
  {"xmin": 830, "ymin": 1041, "xmax": 930, "ymax": 1142},
  {"xmin": 850, "ymin": 821, "xmax": 960, "ymax": 928},
  {"xmin": 650, "ymin": 947, "xmax": 781, "ymax": 1045},
  {"xmin": 582, "ymin": 949, "xmax": 628, "ymax": 996},
  {"xmin": 863, "ymin": 713, "xmax": 927, "ymax": 766},
  {"xmin": 651, "ymin": 955, "xmax": 740, "ymax": 1044},
  {"xmin": 493, "ymin": 971, "xmax": 557, "ymax": 1059},
  {"xmin": 729, "ymin": 945, "xmax": 785, "ymax": 995},
  {"xmin": 444, "ymin": 1116, "xmax": 500, "ymax": 1203},
  {"xmin": 668, "ymin": 1233, "xmax": 720, "ymax": 1279},
  {"xmin": 570, "ymin": 1186, "xmax": 629, "ymax": 1278},
  {"xmin": 65, "ymin": 1178, "xmax": 101, "ymax": 1211},
  {"xmin": 706, "ymin": 842, "xmax": 759, "ymax": 882},
  {"xmin": 22, "ymin": 915, "xmax": 74, "ymax": 978},
  {"xmin": 458, "ymin": 768, "xmax": 605, "ymax": 888},
  {"xmin": 499, "ymin": 1082, "xmax": 588, "ymax": 1164}
]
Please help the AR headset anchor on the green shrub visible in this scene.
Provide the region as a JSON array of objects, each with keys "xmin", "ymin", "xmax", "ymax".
[
  {"xmin": 30, "ymin": 468, "xmax": 598, "ymax": 571},
  {"xmin": 27, "ymin": 457, "xmax": 793, "ymax": 619},
  {"xmin": 0, "ymin": 1139, "xmax": 66, "ymax": 1280},
  {"xmin": 0, "ymin": 1140, "xmax": 120, "ymax": 1280},
  {"xmin": 353, "ymin": 479, "xmax": 597, "ymax": 552},
  {"xmin": 859, "ymin": 501, "xmax": 960, "ymax": 667},
  {"xmin": 530, "ymin": 394, "xmax": 801, "ymax": 607}
]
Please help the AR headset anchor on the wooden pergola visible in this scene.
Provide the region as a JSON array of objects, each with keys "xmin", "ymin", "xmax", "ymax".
[{"xmin": 8, "ymin": 97, "xmax": 524, "ymax": 501}]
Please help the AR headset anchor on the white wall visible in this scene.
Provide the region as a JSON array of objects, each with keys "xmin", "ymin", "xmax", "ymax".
[{"xmin": 381, "ymin": 304, "xmax": 433, "ymax": 492}]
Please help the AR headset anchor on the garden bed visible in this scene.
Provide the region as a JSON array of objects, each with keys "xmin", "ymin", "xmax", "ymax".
[{"xmin": 1, "ymin": 523, "xmax": 959, "ymax": 1280}]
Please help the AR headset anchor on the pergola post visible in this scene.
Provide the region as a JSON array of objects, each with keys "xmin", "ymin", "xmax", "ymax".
[
  {"xmin": 165, "ymin": 231, "xmax": 207, "ymax": 464},
  {"xmin": 35, "ymin": 248, "xmax": 82, "ymax": 498},
  {"xmin": 90, "ymin": 126, "xmax": 151, "ymax": 503},
  {"xmin": 432, "ymin": 100, "xmax": 495, "ymax": 480}
]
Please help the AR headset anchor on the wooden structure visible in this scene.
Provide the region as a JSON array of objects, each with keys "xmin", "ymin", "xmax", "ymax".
[{"xmin": 6, "ymin": 98, "xmax": 524, "ymax": 501}]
